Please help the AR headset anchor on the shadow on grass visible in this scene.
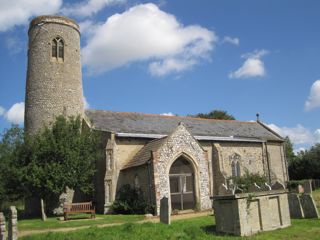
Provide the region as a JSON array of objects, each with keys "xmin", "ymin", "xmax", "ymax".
[{"xmin": 202, "ymin": 225, "xmax": 237, "ymax": 237}]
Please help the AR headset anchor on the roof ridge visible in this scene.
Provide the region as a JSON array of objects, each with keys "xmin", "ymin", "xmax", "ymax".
[{"xmin": 85, "ymin": 109, "xmax": 256, "ymax": 125}]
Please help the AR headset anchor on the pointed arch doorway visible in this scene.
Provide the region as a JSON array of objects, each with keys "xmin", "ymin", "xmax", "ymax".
[{"xmin": 169, "ymin": 156, "xmax": 195, "ymax": 211}]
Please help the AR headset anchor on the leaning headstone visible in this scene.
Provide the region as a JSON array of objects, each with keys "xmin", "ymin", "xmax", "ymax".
[
  {"xmin": 303, "ymin": 180, "xmax": 313, "ymax": 194},
  {"xmin": 0, "ymin": 212, "xmax": 6, "ymax": 240},
  {"xmin": 160, "ymin": 197, "xmax": 170, "ymax": 224},
  {"xmin": 299, "ymin": 194, "xmax": 319, "ymax": 219},
  {"xmin": 288, "ymin": 193, "xmax": 304, "ymax": 218},
  {"xmin": 8, "ymin": 206, "xmax": 17, "ymax": 240},
  {"xmin": 260, "ymin": 182, "xmax": 272, "ymax": 191},
  {"xmin": 271, "ymin": 181, "xmax": 285, "ymax": 190}
]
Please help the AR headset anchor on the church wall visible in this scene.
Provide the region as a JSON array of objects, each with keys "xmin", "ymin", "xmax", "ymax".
[
  {"xmin": 267, "ymin": 142, "xmax": 287, "ymax": 184},
  {"xmin": 199, "ymin": 142, "xmax": 214, "ymax": 195},
  {"xmin": 115, "ymin": 138, "xmax": 150, "ymax": 170}
]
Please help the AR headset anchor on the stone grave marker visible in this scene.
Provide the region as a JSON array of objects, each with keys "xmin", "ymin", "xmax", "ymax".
[
  {"xmin": 288, "ymin": 193, "xmax": 304, "ymax": 218},
  {"xmin": 160, "ymin": 197, "xmax": 170, "ymax": 225},
  {"xmin": 298, "ymin": 185, "xmax": 304, "ymax": 194},
  {"xmin": 8, "ymin": 206, "xmax": 17, "ymax": 240},
  {"xmin": 0, "ymin": 212, "xmax": 6, "ymax": 240},
  {"xmin": 303, "ymin": 180, "xmax": 312, "ymax": 194},
  {"xmin": 219, "ymin": 184, "xmax": 232, "ymax": 195},
  {"xmin": 299, "ymin": 194, "xmax": 319, "ymax": 219}
]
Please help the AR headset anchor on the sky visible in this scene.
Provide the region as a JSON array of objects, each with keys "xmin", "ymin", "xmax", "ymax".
[{"xmin": 0, "ymin": 0, "xmax": 320, "ymax": 152}]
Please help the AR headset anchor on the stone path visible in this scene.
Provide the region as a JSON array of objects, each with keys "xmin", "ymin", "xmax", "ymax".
[{"xmin": 19, "ymin": 211, "xmax": 212, "ymax": 237}]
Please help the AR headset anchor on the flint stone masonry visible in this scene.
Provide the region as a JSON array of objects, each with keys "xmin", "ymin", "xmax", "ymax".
[
  {"xmin": 299, "ymin": 194, "xmax": 319, "ymax": 218},
  {"xmin": 0, "ymin": 212, "xmax": 6, "ymax": 240},
  {"xmin": 25, "ymin": 15, "xmax": 83, "ymax": 135},
  {"xmin": 8, "ymin": 206, "xmax": 17, "ymax": 240},
  {"xmin": 153, "ymin": 124, "xmax": 211, "ymax": 215},
  {"xmin": 213, "ymin": 190, "xmax": 291, "ymax": 236},
  {"xmin": 288, "ymin": 193, "xmax": 304, "ymax": 218}
]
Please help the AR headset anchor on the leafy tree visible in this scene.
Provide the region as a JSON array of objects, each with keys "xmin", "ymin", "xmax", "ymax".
[
  {"xmin": 288, "ymin": 144, "xmax": 320, "ymax": 180},
  {"xmin": 190, "ymin": 109, "xmax": 235, "ymax": 120},
  {"xmin": 0, "ymin": 126, "xmax": 24, "ymax": 208},
  {"xmin": 17, "ymin": 115, "xmax": 101, "ymax": 214}
]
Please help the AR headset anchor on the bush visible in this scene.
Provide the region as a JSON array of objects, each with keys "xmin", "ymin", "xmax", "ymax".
[
  {"xmin": 228, "ymin": 169, "xmax": 267, "ymax": 192},
  {"xmin": 111, "ymin": 184, "xmax": 154, "ymax": 214}
]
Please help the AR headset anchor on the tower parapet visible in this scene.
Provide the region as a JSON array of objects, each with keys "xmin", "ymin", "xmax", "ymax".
[{"xmin": 25, "ymin": 15, "xmax": 83, "ymax": 134}]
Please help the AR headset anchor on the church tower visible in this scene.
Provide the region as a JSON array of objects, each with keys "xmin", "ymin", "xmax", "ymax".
[{"xmin": 25, "ymin": 16, "xmax": 83, "ymax": 134}]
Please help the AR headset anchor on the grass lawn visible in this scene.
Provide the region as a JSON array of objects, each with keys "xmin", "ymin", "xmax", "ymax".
[
  {"xmin": 20, "ymin": 215, "xmax": 320, "ymax": 240},
  {"xmin": 18, "ymin": 214, "xmax": 144, "ymax": 231},
  {"xmin": 312, "ymin": 189, "xmax": 320, "ymax": 210}
]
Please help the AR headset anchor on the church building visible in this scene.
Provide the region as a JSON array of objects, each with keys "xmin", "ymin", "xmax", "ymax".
[{"xmin": 24, "ymin": 16, "xmax": 288, "ymax": 215}]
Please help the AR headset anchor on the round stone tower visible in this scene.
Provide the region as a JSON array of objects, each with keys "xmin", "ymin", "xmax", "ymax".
[{"xmin": 25, "ymin": 16, "xmax": 84, "ymax": 135}]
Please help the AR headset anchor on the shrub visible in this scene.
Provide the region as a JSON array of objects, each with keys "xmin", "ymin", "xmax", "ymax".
[
  {"xmin": 111, "ymin": 184, "xmax": 154, "ymax": 214},
  {"xmin": 228, "ymin": 169, "xmax": 267, "ymax": 192}
]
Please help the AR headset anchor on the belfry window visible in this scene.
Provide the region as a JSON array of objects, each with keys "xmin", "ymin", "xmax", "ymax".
[{"xmin": 52, "ymin": 37, "xmax": 64, "ymax": 60}]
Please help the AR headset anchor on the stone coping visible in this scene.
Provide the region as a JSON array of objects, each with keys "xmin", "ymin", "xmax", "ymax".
[
  {"xmin": 211, "ymin": 189, "xmax": 288, "ymax": 200},
  {"xmin": 29, "ymin": 15, "xmax": 80, "ymax": 34}
]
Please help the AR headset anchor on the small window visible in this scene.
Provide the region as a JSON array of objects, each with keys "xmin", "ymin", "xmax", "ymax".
[
  {"xmin": 52, "ymin": 37, "xmax": 64, "ymax": 61},
  {"xmin": 231, "ymin": 160, "xmax": 241, "ymax": 177}
]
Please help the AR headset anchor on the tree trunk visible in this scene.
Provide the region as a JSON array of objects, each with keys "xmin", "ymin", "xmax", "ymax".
[{"xmin": 40, "ymin": 198, "xmax": 47, "ymax": 221}]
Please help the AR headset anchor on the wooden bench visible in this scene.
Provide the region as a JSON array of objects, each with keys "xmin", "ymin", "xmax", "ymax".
[{"xmin": 63, "ymin": 201, "xmax": 95, "ymax": 221}]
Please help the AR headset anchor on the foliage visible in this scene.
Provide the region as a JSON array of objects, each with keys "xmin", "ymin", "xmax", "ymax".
[
  {"xmin": 229, "ymin": 169, "xmax": 267, "ymax": 192},
  {"xmin": 0, "ymin": 125, "xmax": 24, "ymax": 207},
  {"xmin": 17, "ymin": 116, "xmax": 101, "ymax": 209},
  {"xmin": 111, "ymin": 184, "xmax": 154, "ymax": 214},
  {"xmin": 286, "ymin": 180, "xmax": 305, "ymax": 191},
  {"xmin": 288, "ymin": 144, "xmax": 320, "ymax": 180},
  {"xmin": 190, "ymin": 109, "xmax": 235, "ymax": 120}
]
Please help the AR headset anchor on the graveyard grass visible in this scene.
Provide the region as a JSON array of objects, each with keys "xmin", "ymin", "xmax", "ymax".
[{"xmin": 20, "ymin": 215, "xmax": 320, "ymax": 240}]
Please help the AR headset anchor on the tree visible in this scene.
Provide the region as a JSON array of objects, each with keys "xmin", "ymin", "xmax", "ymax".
[
  {"xmin": 0, "ymin": 126, "xmax": 24, "ymax": 208},
  {"xmin": 288, "ymin": 144, "xmax": 320, "ymax": 180},
  {"xmin": 190, "ymin": 109, "xmax": 235, "ymax": 120},
  {"xmin": 17, "ymin": 115, "xmax": 101, "ymax": 216},
  {"xmin": 284, "ymin": 136, "xmax": 296, "ymax": 165}
]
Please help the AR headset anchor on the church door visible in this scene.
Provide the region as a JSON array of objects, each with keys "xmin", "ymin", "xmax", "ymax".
[{"xmin": 169, "ymin": 157, "xmax": 195, "ymax": 211}]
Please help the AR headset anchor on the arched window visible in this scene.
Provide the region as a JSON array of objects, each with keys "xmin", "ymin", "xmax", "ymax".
[
  {"xmin": 230, "ymin": 153, "xmax": 241, "ymax": 177},
  {"xmin": 52, "ymin": 37, "xmax": 64, "ymax": 60}
]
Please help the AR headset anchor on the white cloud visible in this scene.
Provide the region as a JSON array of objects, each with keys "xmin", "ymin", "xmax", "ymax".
[
  {"xmin": 5, "ymin": 102, "xmax": 25, "ymax": 125},
  {"xmin": 267, "ymin": 123, "xmax": 315, "ymax": 145},
  {"xmin": 83, "ymin": 97, "xmax": 90, "ymax": 109},
  {"xmin": 223, "ymin": 36, "xmax": 239, "ymax": 46},
  {"xmin": 314, "ymin": 129, "xmax": 320, "ymax": 143},
  {"xmin": 82, "ymin": 3, "xmax": 216, "ymax": 76},
  {"xmin": 294, "ymin": 147, "xmax": 306, "ymax": 155},
  {"xmin": 0, "ymin": 0, "xmax": 62, "ymax": 32},
  {"xmin": 61, "ymin": 0, "xmax": 125, "ymax": 18},
  {"xmin": 160, "ymin": 112, "xmax": 174, "ymax": 116},
  {"xmin": 229, "ymin": 49, "xmax": 268, "ymax": 79},
  {"xmin": 5, "ymin": 36, "xmax": 24, "ymax": 54},
  {"xmin": 0, "ymin": 106, "xmax": 5, "ymax": 116},
  {"xmin": 304, "ymin": 80, "xmax": 320, "ymax": 111}
]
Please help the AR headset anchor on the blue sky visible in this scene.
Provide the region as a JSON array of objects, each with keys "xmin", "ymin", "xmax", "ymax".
[{"xmin": 0, "ymin": 0, "xmax": 320, "ymax": 152}]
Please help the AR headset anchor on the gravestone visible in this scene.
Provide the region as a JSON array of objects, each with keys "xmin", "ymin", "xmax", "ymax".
[
  {"xmin": 271, "ymin": 181, "xmax": 285, "ymax": 190},
  {"xmin": 299, "ymin": 194, "xmax": 319, "ymax": 219},
  {"xmin": 8, "ymin": 206, "xmax": 17, "ymax": 240},
  {"xmin": 298, "ymin": 185, "xmax": 304, "ymax": 194},
  {"xmin": 160, "ymin": 197, "xmax": 170, "ymax": 224},
  {"xmin": 248, "ymin": 184, "xmax": 261, "ymax": 193},
  {"xmin": 303, "ymin": 180, "xmax": 312, "ymax": 194},
  {"xmin": 0, "ymin": 212, "xmax": 6, "ymax": 240},
  {"xmin": 288, "ymin": 193, "xmax": 304, "ymax": 218}
]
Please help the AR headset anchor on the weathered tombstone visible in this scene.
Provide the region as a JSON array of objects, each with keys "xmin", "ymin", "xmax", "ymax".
[
  {"xmin": 0, "ymin": 212, "xmax": 6, "ymax": 240},
  {"xmin": 303, "ymin": 180, "xmax": 313, "ymax": 194},
  {"xmin": 299, "ymin": 194, "xmax": 319, "ymax": 219},
  {"xmin": 271, "ymin": 181, "xmax": 285, "ymax": 190},
  {"xmin": 219, "ymin": 184, "xmax": 232, "ymax": 195},
  {"xmin": 8, "ymin": 206, "xmax": 17, "ymax": 240},
  {"xmin": 288, "ymin": 193, "xmax": 304, "ymax": 218},
  {"xmin": 160, "ymin": 197, "xmax": 170, "ymax": 225}
]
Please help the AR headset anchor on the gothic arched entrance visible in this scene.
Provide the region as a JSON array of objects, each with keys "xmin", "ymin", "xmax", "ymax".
[{"xmin": 169, "ymin": 156, "xmax": 195, "ymax": 211}]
